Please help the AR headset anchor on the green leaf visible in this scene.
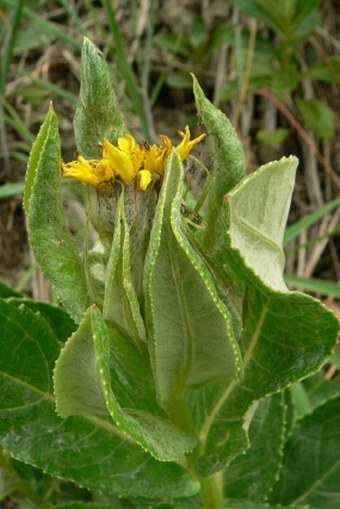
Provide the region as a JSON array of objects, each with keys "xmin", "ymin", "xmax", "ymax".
[
  {"xmin": 24, "ymin": 104, "xmax": 90, "ymax": 323},
  {"xmin": 256, "ymin": 128, "xmax": 290, "ymax": 146},
  {"xmin": 270, "ymin": 396, "xmax": 340, "ymax": 508},
  {"xmin": 226, "ymin": 156, "xmax": 298, "ymax": 292},
  {"xmin": 223, "ymin": 394, "xmax": 286, "ymax": 500},
  {"xmin": 103, "ymin": 190, "xmax": 146, "ymax": 346},
  {"xmin": 196, "ymin": 286, "xmax": 339, "ymax": 476},
  {"xmin": 297, "ymin": 99, "xmax": 336, "ymax": 140},
  {"xmin": 304, "ymin": 55, "xmax": 340, "ymax": 84},
  {"xmin": 308, "ymin": 378, "xmax": 340, "ymax": 411},
  {"xmin": 92, "ymin": 307, "xmax": 198, "ymax": 460},
  {"xmin": 154, "ymin": 33, "xmax": 192, "ymax": 58},
  {"xmin": 73, "ymin": 37, "xmax": 126, "ymax": 159},
  {"xmin": 222, "ymin": 501, "xmax": 309, "ymax": 509},
  {"xmin": 55, "ymin": 305, "xmax": 197, "ymax": 461},
  {"xmin": 0, "ymin": 300, "xmax": 199, "ymax": 499},
  {"xmin": 192, "ymin": 75, "xmax": 245, "ymax": 241},
  {"xmin": 221, "ymin": 501, "xmax": 271, "ymax": 509},
  {"xmin": 289, "ymin": 382, "xmax": 313, "ymax": 422},
  {"xmin": 54, "ymin": 307, "xmax": 109, "ymax": 417},
  {"xmin": 144, "ymin": 151, "xmax": 241, "ymax": 412},
  {"xmin": 7, "ymin": 298, "xmax": 76, "ymax": 343},
  {"xmin": 0, "ymin": 280, "xmax": 22, "ymax": 298}
]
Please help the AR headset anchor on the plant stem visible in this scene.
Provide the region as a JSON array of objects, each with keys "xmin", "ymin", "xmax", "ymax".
[{"xmin": 200, "ymin": 472, "xmax": 223, "ymax": 509}]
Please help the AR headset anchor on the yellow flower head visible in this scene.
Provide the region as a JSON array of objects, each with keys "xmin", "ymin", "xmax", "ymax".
[{"xmin": 61, "ymin": 126, "xmax": 205, "ymax": 190}]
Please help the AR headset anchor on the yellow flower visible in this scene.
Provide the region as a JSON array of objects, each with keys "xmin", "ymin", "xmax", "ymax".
[
  {"xmin": 142, "ymin": 136, "xmax": 172, "ymax": 175},
  {"xmin": 61, "ymin": 156, "xmax": 114, "ymax": 185},
  {"xmin": 176, "ymin": 125, "xmax": 206, "ymax": 160},
  {"xmin": 102, "ymin": 137, "xmax": 137, "ymax": 185},
  {"xmin": 61, "ymin": 126, "xmax": 205, "ymax": 190}
]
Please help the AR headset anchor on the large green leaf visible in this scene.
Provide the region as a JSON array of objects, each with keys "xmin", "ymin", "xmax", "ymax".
[
  {"xmin": 73, "ymin": 37, "xmax": 126, "ymax": 158},
  {"xmin": 24, "ymin": 105, "xmax": 89, "ymax": 323},
  {"xmin": 193, "ymin": 153, "xmax": 338, "ymax": 476},
  {"xmin": 144, "ymin": 151, "xmax": 241, "ymax": 415},
  {"xmin": 223, "ymin": 394, "xmax": 286, "ymax": 500},
  {"xmin": 7, "ymin": 298, "xmax": 76, "ymax": 343},
  {"xmin": 0, "ymin": 301, "xmax": 199, "ymax": 499},
  {"xmin": 270, "ymin": 396, "xmax": 340, "ymax": 508},
  {"xmin": 54, "ymin": 306, "xmax": 197, "ymax": 461},
  {"xmin": 196, "ymin": 286, "xmax": 338, "ymax": 476},
  {"xmin": 93, "ymin": 308, "xmax": 198, "ymax": 460},
  {"xmin": 226, "ymin": 156, "xmax": 298, "ymax": 292}
]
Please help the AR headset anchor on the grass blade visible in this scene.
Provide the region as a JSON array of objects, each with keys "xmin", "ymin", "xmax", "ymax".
[
  {"xmin": 102, "ymin": 0, "xmax": 151, "ymax": 140},
  {"xmin": 284, "ymin": 196, "xmax": 340, "ymax": 244},
  {"xmin": 285, "ymin": 275, "xmax": 340, "ymax": 299},
  {"xmin": 0, "ymin": 182, "xmax": 25, "ymax": 199}
]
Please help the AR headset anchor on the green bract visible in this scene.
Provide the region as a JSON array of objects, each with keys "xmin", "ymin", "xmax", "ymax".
[{"xmin": 0, "ymin": 38, "xmax": 338, "ymax": 509}]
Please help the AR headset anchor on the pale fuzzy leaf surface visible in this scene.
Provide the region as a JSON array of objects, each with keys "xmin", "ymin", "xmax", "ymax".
[
  {"xmin": 103, "ymin": 191, "xmax": 146, "ymax": 345},
  {"xmin": 270, "ymin": 396, "xmax": 340, "ymax": 509},
  {"xmin": 91, "ymin": 307, "xmax": 198, "ymax": 461},
  {"xmin": 54, "ymin": 307, "xmax": 109, "ymax": 417},
  {"xmin": 24, "ymin": 105, "xmax": 89, "ymax": 323},
  {"xmin": 192, "ymin": 76, "xmax": 245, "ymax": 252},
  {"xmin": 223, "ymin": 393, "xmax": 286, "ymax": 500},
  {"xmin": 144, "ymin": 151, "xmax": 241, "ymax": 409},
  {"xmin": 54, "ymin": 305, "xmax": 197, "ymax": 461},
  {"xmin": 192, "ymin": 75, "xmax": 245, "ymax": 201},
  {"xmin": 73, "ymin": 38, "xmax": 126, "ymax": 158},
  {"xmin": 23, "ymin": 103, "xmax": 51, "ymax": 214},
  {"xmin": 0, "ymin": 301, "xmax": 199, "ymax": 499},
  {"xmin": 227, "ymin": 156, "xmax": 298, "ymax": 292},
  {"xmin": 196, "ymin": 286, "xmax": 338, "ymax": 476}
]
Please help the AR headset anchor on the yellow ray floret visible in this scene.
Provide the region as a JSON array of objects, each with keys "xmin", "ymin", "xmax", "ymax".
[
  {"xmin": 176, "ymin": 126, "xmax": 206, "ymax": 160},
  {"xmin": 61, "ymin": 156, "xmax": 114, "ymax": 185},
  {"xmin": 61, "ymin": 126, "xmax": 205, "ymax": 190}
]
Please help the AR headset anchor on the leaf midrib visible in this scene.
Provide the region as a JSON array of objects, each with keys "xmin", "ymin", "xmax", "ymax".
[
  {"xmin": 232, "ymin": 213, "xmax": 284, "ymax": 259},
  {"xmin": 291, "ymin": 458, "xmax": 340, "ymax": 506},
  {"xmin": 199, "ymin": 296, "xmax": 270, "ymax": 445},
  {"xmin": 0, "ymin": 369, "xmax": 130, "ymax": 441}
]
